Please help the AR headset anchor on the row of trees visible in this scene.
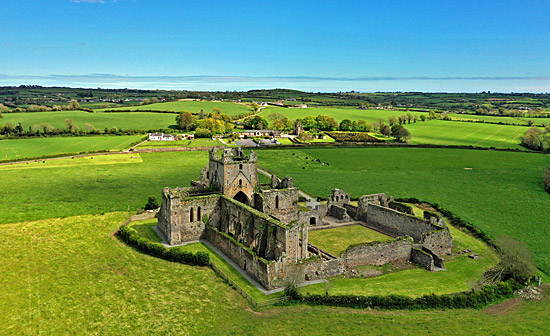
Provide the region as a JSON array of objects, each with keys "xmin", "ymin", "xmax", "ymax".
[
  {"xmin": 0, "ymin": 119, "xmax": 144, "ymax": 138},
  {"xmin": 0, "ymin": 100, "xmax": 82, "ymax": 113}
]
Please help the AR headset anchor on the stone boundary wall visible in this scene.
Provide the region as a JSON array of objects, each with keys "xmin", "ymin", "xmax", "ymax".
[
  {"xmin": 340, "ymin": 237, "xmax": 413, "ymax": 268},
  {"xmin": 388, "ymin": 201, "xmax": 414, "ymax": 215},
  {"xmin": 343, "ymin": 203, "xmax": 358, "ymax": 218},
  {"xmin": 411, "ymin": 248, "xmax": 434, "ymax": 271},
  {"xmin": 366, "ymin": 203, "xmax": 439, "ymax": 242},
  {"xmin": 300, "ymin": 237, "xmax": 414, "ymax": 282},
  {"xmin": 421, "ymin": 229, "xmax": 453, "ymax": 256}
]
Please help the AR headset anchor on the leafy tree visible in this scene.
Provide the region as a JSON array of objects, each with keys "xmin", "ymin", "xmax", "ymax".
[
  {"xmin": 339, "ymin": 119, "xmax": 353, "ymax": 131},
  {"xmin": 251, "ymin": 103, "xmax": 260, "ymax": 113},
  {"xmin": 212, "ymin": 107, "xmax": 222, "ymax": 114},
  {"xmin": 380, "ymin": 124, "xmax": 391, "ymax": 137},
  {"xmin": 140, "ymin": 98, "xmax": 151, "ymax": 106},
  {"xmin": 151, "ymin": 97, "xmax": 159, "ymax": 104},
  {"xmin": 429, "ymin": 110, "xmax": 437, "ymax": 119},
  {"xmin": 482, "ymin": 236, "xmax": 537, "ymax": 284},
  {"xmin": 388, "ymin": 115, "xmax": 398, "ymax": 126},
  {"xmin": 194, "ymin": 128, "xmax": 212, "ymax": 138},
  {"xmin": 244, "ymin": 115, "xmax": 268, "ymax": 130},
  {"xmin": 176, "ymin": 111, "xmax": 194, "ymax": 131},
  {"xmin": 355, "ymin": 119, "xmax": 367, "ymax": 131},
  {"xmin": 313, "ymin": 115, "xmax": 337, "ymax": 131},
  {"xmin": 144, "ymin": 196, "xmax": 159, "ymax": 210},
  {"xmin": 420, "ymin": 114, "xmax": 427, "ymax": 122},
  {"xmin": 15, "ymin": 122, "xmax": 24, "ymax": 134},
  {"xmin": 391, "ymin": 125, "xmax": 411, "ymax": 142},
  {"xmin": 68, "ymin": 99, "xmax": 81, "ymax": 110},
  {"xmin": 65, "ymin": 119, "xmax": 78, "ymax": 133},
  {"xmin": 0, "ymin": 103, "xmax": 9, "ymax": 114},
  {"xmin": 198, "ymin": 109, "xmax": 207, "ymax": 119}
]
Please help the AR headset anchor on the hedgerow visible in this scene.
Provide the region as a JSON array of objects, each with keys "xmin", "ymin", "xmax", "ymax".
[
  {"xmin": 117, "ymin": 225, "xmax": 209, "ymax": 266},
  {"xmin": 285, "ymin": 280, "xmax": 521, "ymax": 310}
]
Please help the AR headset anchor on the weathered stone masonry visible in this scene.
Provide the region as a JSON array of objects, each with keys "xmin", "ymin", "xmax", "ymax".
[{"xmin": 157, "ymin": 148, "xmax": 453, "ymax": 289}]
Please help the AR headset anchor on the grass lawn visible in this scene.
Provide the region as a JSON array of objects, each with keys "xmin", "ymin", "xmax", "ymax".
[
  {"xmin": 308, "ymin": 225, "xmax": 391, "ymax": 256},
  {"xmin": 301, "ymin": 223, "xmax": 499, "ymax": 297},
  {"xmin": 0, "ymin": 135, "xmax": 144, "ymax": 161},
  {"xmin": 259, "ymin": 106, "xmax": 428, "ymax": 124},
  {"xmin": 137, "ymin": 138, "xmax": 224, "ymax": 148},
  {"xmin": 255, "ymin": 147, "xmax": 550, "ymax": 275},
  {"xmin": 95, "ymin": 100, "xmax": 253, "ymax": 116},
  {"xmin": 0, "ymin": 151, "xmax": 208, "ymax": 224},
  {"xmin": 1, "ymin": 213, "xmax": 549, "ymax": 335},
  {"xmin": 405, "ymin": 120, "xmax": 526, "ymax": 149},
  {"xmin": 0, "ymin": 153, "xmax": 143, "ymax": 170},
  {"xmin": 0, "ymin": 110, "xmax": 178, "ymax": 130}
]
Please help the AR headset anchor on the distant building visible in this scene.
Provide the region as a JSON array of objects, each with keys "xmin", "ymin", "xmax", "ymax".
[
  {"xmin": 149, "ymin": 133, "xmax": 175, "ymax": 141},
  {"xmin": 235, "ymin": 130, "xmax": 282, "ymax": 138}
]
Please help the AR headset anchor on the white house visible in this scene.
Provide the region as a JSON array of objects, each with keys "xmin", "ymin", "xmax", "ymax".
[{"xmin": 149, "ymin": 133, "xmax": 175, "ymax": 141}]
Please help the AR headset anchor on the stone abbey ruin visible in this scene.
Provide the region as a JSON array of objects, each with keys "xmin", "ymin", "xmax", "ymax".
[{"xmin": 157, "ymin": 148, "xmax": 452, "ymax": 290}]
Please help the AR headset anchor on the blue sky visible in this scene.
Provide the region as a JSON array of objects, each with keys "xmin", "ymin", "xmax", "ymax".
[{"xmin": 1, "ymin": 0, "xmax": 550, "ymax": 92}]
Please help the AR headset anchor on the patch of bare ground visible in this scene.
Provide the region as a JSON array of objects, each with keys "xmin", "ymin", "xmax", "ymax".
[
  {"xmin": 415, "ymin": 203, "xmax": 435, "ymax": 212},
  {"xmin": 484, "ymin": 297, "xmax": 523, "ymax": 315}
]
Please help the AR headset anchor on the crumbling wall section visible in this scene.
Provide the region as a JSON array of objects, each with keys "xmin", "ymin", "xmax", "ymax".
[
  {"xmin": 411, "ymin": 247, "xmax": 434, "ymax": 271},
  {"xmin": 388, "ymin": 201, "xmax": 414, "ymax": 215},
  {"xmin": 421, "ymin": 229, "xmax": 452, "ymax": 256},
  {"xmin": 366, "ymin": 203, "xmax": 438, "ymax": 242},
  {"xmin": 257, "ymin": 187, "xmax": 300, "ymax": 223},
  {"xmin": 340, "ymin": 237, "xmax": 413, "ymax": 268}
]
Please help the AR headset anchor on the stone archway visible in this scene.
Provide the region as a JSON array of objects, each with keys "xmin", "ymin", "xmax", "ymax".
[{"xmin": 233, "ymin": 191, "xmax": 250, "ymax": 205}]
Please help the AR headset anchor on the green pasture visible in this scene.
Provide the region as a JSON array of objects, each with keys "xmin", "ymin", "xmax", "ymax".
[
  {"xmin": 0, "ymin": 110, "xmax": 177, "ymax": 130},
  {"xmin": 448, "ymin": 114, "xmax": 532, "ymax": 125},
  {"xmin": 308, "ymin": 225, "xmax": 391, "ymax": 256},
  {"xmin": 0, "ymin": 135, "xmax": 144, "ymax": 161},
  {"xmin": 95, "ymin": 100, "xmax": 253, "ymax": 116},
  {"xmin": 405, "ymin": 120, "xmax": 526, "ymax": 149},
  {"xmin": 259, "ymin": 106, "xmax": 428, "ymax": 124},
  {"xmin": 1, "ymin": 213, "xmax": 549, "ymax": 335},
  {"xmin": 256, "ymin": 147, "xmax": 550, "ymax": 274}
]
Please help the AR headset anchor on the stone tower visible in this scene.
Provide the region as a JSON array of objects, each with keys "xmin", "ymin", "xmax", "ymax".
[{"xmin": 208, "ymin": 147, "xmax": 258, "ymax": 205}]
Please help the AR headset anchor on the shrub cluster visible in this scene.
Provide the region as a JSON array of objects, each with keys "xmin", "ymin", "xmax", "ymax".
[
  {"xmin": 326, "ymin": 132, "xmax": 385, "ymax": 142},
  {"xmin": 288, "ymin": 280, "xmax": 521, "ymax": 310},
  {"xmin": 117, "ymin": 225, "xmax": 210, "ymax": 266}
]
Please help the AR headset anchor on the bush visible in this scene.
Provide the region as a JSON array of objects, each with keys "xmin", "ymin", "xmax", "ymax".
[
  {"xmin": 117, "ymin": 225, "xmax": 210, "ymax": 266},
  {"xmin": 194, "ymin": 128, "xmax": 212, "ymax": 138},
  {"xmin": 326, "ymin": 132, "xmax": 384, "ymax": 142},
  {"xmin": 144, "ymin": 196, "xmax": 159, "ymax": 210}
]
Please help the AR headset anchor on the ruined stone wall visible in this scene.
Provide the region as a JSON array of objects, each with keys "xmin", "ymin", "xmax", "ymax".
[
  {"xmin": 411, "ymin": 247, "xmax": 434, "ymax": 271},
  {"xmin": 205, "ymin": 225, "xmax": 274, "ymax": 289},
  {"xmin": 298, "ymin": 258, "xmax": 344, "ymax": 282},
  {"xmin": 327, "ymin": 188, "xmax": 351, "ymax": 207},
  {"xmin": 328, "ymin": 204, "xmax": 351, "ymax": 221},
  {"xmin": 256, "ymin": 188, "xmax": 300, "ymax": 223},
  {"xmin": 343, "ymin": 204, "xmax": 357, "ymax": 219},
  {"xmin": 340, "ymin": 237, "xmax": 413, "ymax": 268},
  {"xmin": 157, "ymin": 191, "xmax": 220, "ymax": 245},
  {"xmin": 388, "ymin": 201, "xmax": 414, "ymax": 215},
  {"xmin": 421, "ymin": 229, "xmax": 452, "ymax": 256},
  {"xmin": 213, "ymin": 196, "xmax": 299, "ymax": 262},
  {"xmin": 366, "ymin": 203, "xmax": 438, "ymax": 242}
]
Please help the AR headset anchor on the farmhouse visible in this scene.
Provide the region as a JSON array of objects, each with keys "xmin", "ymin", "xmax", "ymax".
[
  {"xmin": 157, "ymin": 148, "xmax": 452, "ymax": 290},
  {"xmin": 149, "ymin": 133, "xmax": 175, "ymax": 141}
]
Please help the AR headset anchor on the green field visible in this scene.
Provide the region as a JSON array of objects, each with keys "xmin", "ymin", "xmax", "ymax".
[
  {"xmin": 1, "ymin": 147, "xmax": 550, "ymax": 334},
  {"xmin": 1, "ymin": 213, "xmax": 549, "ymax": 335},
  {"xmin": 138, "ymin": 138, "xmax": 225, "ymax": 148},
  {"xmin": 96, "ymin": 100, "xmax": 253, "ymax": 116},
  {"xmin": 259, "ymin": 106, "xmax": 428, "ymax": 124},
  {"xmin": 405, "ymin": 120, "xmax": 527, "ymax": 149},
  {"xmin": 0, "ymin": 111, "xmax": 177, "ymax": 130},
  {"xmin": 308, "ymin": 225, "xmax": 391, "ymax": 256},
  {"xmin": 0, "ymin": 135, "xmax": 144, "ymax": 161},
  {"xmin": 256, "ymin": 148, "xmax": 550, "ymax": 274}
]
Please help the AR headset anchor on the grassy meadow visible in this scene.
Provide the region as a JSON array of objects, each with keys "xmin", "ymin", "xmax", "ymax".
[
  {"xmin": 95, "ymin": 100, "xmax": 253, "ymax": 116},
  {"xmin": 256, "ymin": 147, "xmax": 550, "ymax": 274},
  {"xmin": 406, "ymin": 120, "xmax": 526, "ymax": 149},
  {"xmin": 1, "ymin": 213, "xmax": 549, "ymax": 335},
  {"xmin": 259, "ymin": 106, "xmax": 428, "ymax": 124},
  {"xmin": 0, "ymin": 135, "xmax": 144, "ymax": 161},
  {"xmin": 308, "ymin": 225, "xmax": 391, "ymax": 256},
  {"xmin": 0, "ymin": 111, "xmax": 177, "ymax": 130}
]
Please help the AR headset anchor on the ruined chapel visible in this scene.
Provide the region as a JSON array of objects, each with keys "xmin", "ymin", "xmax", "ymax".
[{"xmin": 157, "ymin": 148, "xmax": 452, "ymax": 290}]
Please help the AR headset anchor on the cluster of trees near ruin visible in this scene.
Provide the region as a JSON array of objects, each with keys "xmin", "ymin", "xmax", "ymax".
[{"xmin": 521, "ymin": 126, "xmax": 550, "ymax": 151}]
